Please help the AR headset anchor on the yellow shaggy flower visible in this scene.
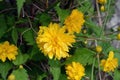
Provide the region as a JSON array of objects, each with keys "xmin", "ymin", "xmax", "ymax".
[
  {"xmin": 0, "ymin": 41, "xmax": 18, "ymax": 62},
  {"xmin": 65, "ymin": 62, "xmax": 85, "ymax": 80},
  {"xmin": 98, "ymin": 0, "xmax": 107, "ymax": 4},
  {"xmin": 7, "ymin": 74, "xmax": 15, "ymax": 80},
  {"xmin": 100, "ymin": 51, "xmax": 118, "ymax": 72},
  {"xmin": 64, "ymin": 9, "xmax": 85, "ymax": 33},
  {"xmin": 36, "ymin": 23, "xmax": 75, "ymax": 60}
]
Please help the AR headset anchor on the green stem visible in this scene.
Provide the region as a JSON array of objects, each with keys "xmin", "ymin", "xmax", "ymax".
[
  {"xmin": 103, "ymin": 0, "xmax": 112, "ymax": 27},
  {"xmin": 97, "ymin": 54, "xmax": 102, "ymax": 80},
  {"xmin": 91, "ymin": 58, "xmax": 96, "ymax": 80}
]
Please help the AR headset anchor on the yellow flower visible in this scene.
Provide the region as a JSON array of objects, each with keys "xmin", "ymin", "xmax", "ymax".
[
  {"xmin": 100, "ymin": 51, "xmax": 118, "ymax": 72},
  {"xmin": 7, "ymin": 74, "xmax": 15, "ymax": 80},
  {"xmin": 117, "ymin": 33, "xmax": 120, "ymax": 40},
  {"xmin": 65, "ymin": 62, "xmax": 85, "ymax": 80},
  {"xmin": 96, "ymin": 45, "xmax": 102, "ymax": 53},
  {"xmin": 64, "ymin": 9, "xmax": 85, "ymax": 33},
  {"xmin": 98, "ymin": 0, "xmax": 107, "ymax": 4},
  {"xmin": 0, "ymin": 41, "xmax": 18, "ymax": 62},
  {"xmin": 36, "ymin": 23, "xmax": 75, "ymax": 60}
]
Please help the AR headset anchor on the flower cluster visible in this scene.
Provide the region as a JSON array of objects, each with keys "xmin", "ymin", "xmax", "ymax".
[
  {"xmin": 36, "ymin": 9, "xmax": 85, "ymax": 60},
  {"xmin": 0, "ymin": 41, "xmax": 18, "ymax": 62},
  {"xmin": 36, "ymin": 9, "xmax": 85, "ymax": 79},
  {"xmin": 65, "ymin": 62, "xmax": 85, "ymax": 80},
  {"xmin": 64, "ymin": 9, "xmax": 85, "ymax": 33},
  {"xmin": 36, "ymin": 23, "xmax": 75, "ymax": 60},
  {"xmin": 100, "ymin": 51, "xmax": 118, "ymax": 72}
]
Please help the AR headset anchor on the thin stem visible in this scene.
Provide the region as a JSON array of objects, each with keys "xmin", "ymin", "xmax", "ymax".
[
  {"xmin": 76, "ymin": 36, "xmax": 112, "ymax": 42},
  {"xmin": 103, "ymin": 0, "xmax": 112, "ymax": 27},
  {"xmin": 32, "ymin": 3, "xmax": 44, "ymax": 12},
  {"xmin": 24, "ymin": 12, "xmax": 37, "ymax": 34},
  {"xmin": 20, "ymin": 28, "xmax": 31, "ymax": 45},
  {"xmin": 97, "ymin": 54, "xmax": 102, "ymax": 80},
  {"xmin": 91, "ymin": 58, "xmax": 96, "ymax": 80},
  {"xmin": 96, "ymin": 0, "xmax": 102, "ymax": 27},
  {"xmin": 0, "ymin": 8, "xmax": 16, "ymax": 13}
]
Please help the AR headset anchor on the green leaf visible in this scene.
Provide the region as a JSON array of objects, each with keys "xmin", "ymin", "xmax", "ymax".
[
  {"xmin": 0, "ymin": 15, "xmax": 7, "ymax": 39},
  {"xmin": 85, "ymin": 21, "xmax": 102, "ymax": 37},
  {"xmin": 99, "ymin": 41, "xmax": 111, "ymax": 55},
  {"xmin": 17, "ymin": 0, "xmax": 25, "ymax": 16},
  {"xmin": 37, "ymin": 74, "xmax": 47, "ymax": 80},
  {"xmin": 0, "ymin": 61, "xmax": 13, "ymax": 80},
  {"xmin": 12, "ymin": 68, "xmax": 28, "ymax": 80},
  {"xmin": 65, "ymin": 48, "xmax": 96, "ymax": 66},
  {"xmin": 49, "ymin": 59, "xmax": 61, "ymax": 80},
  {"xmin": 29, "ymin": 45, "xmax": 46, "ymax": 61},
  {"xmin": 23, "ymin": 29, "xmax": 36, "ymax": 45},
  {"xmin": 29, "ymin": 45, "xmax": 39, "ymax": 59},
  {"xmin": 12, "ymin": 52, "xmax": 29, "ymax": 65},
  {"xmin": 78, "ymin": 1, "xmax": 94, "ymax": 14},
  {"xmin": 114, "ymin": 70, "xmax": 120, "ymax": 80},
  {"xmin": 58, "ymin": 74, "xmax": 67, "ymax": 80},
  {"xmin": 12, "ymin": 28, "xmax": 18, "ymax": 45},
  {"xmin": 39, "ymin": 13, "xmax": 51, "ymax": 26},
  {"xmin": 55, "ymin": 4, "xmax": 70, "ymax": 24},
  {"xmin": 7, "ymin": 16, "xmax": 15, "ymax": 27},
  {"xmin": 114, "ymin": 52, "xmax": 120, "ymax": 65}
]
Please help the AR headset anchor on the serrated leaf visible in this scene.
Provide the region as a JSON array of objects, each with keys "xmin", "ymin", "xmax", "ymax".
[
  {"xmin": 12, "ymin": 52, "xmax": 29, "ymax": 65},
  {"xmin": 23, "ymin": 29, "xmax": 35, "ymax": 45},
  {"xmin": 17, "ymin": 0, "xmax": 25, "ymax": 16},
  {"xmin": 39, "ymin": 13, "xmax": 51, "ymax": 26},
  {"xmin": 85, "ymin": 21, "xmax": 102, "ymax": 37},
  {"xmin": 114, "ymin": 70, "xmax": 120, "ymax": 80},
  {"xmin": 0, "ymin": 15, "xmax": 7, "ymax": 39},
  {"xmin": 100, "ymin": 42, "xmax": 111, "ymax": 55},
  {"xmin": 65, "ymin": 48, "xmax": 96, "ymax": 66},
  {"xmin": 49, "ymin": 59, "xmax": 60, "ymax": 80},
  {"xmin": 12, "ymin": 28, "xmax": 18, "ymax": 45},
  {"xmin": 12, "ymin": 68, "xmax": 28, "ymax": 80},
  {"xmin": 55, "ymin": 4, "xmax": 70, "ymax": 24},
  {"xmin": 78, "ymin": 1, "xmax": 93, "ymax": 13},
  {"xmin": 0, "ymin": 62, "xmax": 13, "ymax": 79}
]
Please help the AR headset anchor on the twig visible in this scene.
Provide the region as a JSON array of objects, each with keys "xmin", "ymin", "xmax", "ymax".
[
  {"xmin": 24, "ymin": 12, "xmax": 37, "ymax": 34},
  {"xmin": 20, "ymin": 28, "xmax": 31, "ymax": 45},
  {"xmin": 0, "ymin": 8, "xmax": 16, "ymax": 14},
  {"xmin": 96, "ymin": 0, "xmax": 102, "ymax": 27},
  {"xmin": 32, "ymin": 3, "xmax": 44, "ymax": 12}
]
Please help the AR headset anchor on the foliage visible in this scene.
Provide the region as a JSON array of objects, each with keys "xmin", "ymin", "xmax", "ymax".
[{"xmin": 0, "ymin": 0, "xmax": 118, "ymax": 80}]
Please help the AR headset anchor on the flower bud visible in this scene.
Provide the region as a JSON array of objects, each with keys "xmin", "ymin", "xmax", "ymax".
[
  {"xmin": 117, "ymin": 33, "xmax": 120, "ymax": 40},
  {"xmin": 96, "ymin": 45, "xmax": 102, "ymax": 53},
  {"xmin": 8, "ymin": 74, "xmax": 15, "ymax": 80},
  {"xmin": 100, "ymin": 5, "xmax": 105, "ymax": 12}
]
